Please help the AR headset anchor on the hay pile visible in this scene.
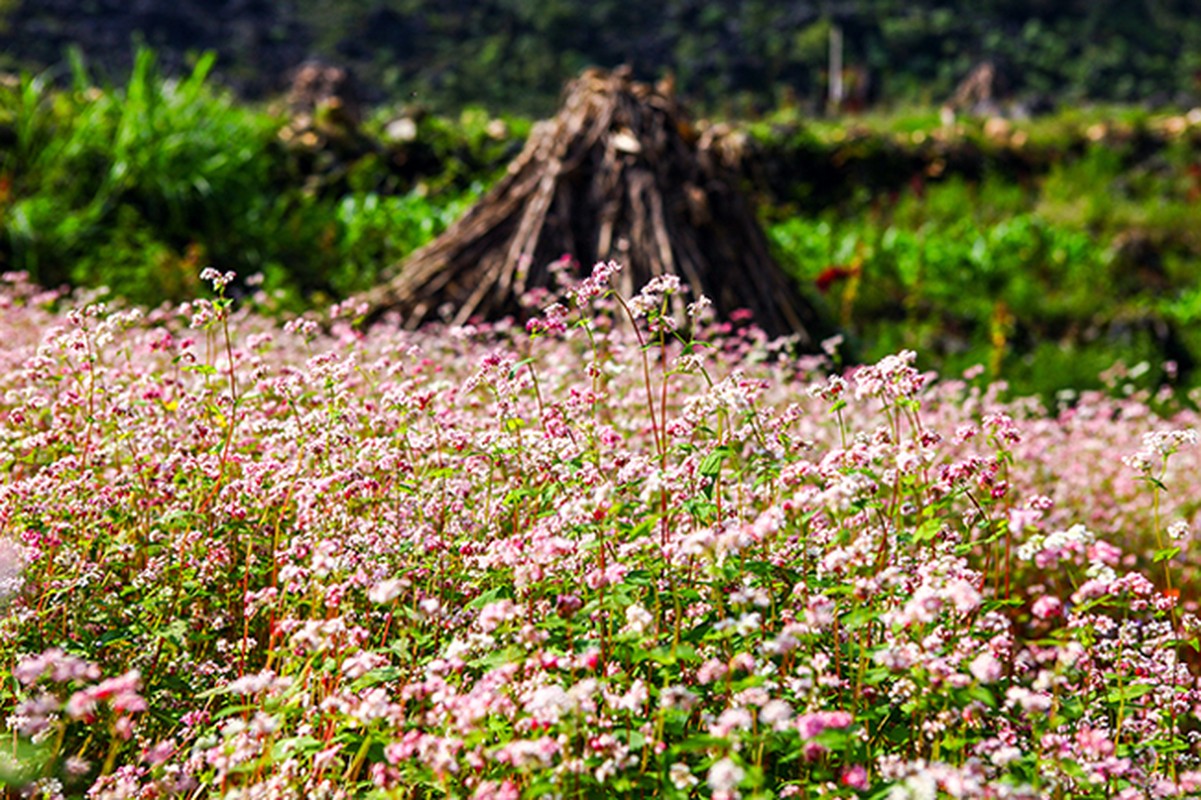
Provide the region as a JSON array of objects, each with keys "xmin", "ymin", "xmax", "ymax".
[{"xmin": 366, "ymin": 67, "xmax": 830, "ymax": 343}]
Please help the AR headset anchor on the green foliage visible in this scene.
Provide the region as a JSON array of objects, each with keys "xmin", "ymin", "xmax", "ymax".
[
  {"xmin": 283, "ymin": 0, "xmax": 1201, "ymax": 114},
  {"xmin": 768, "ymin": 174, "xmax": 1184, "ymax": 399},
  {"xmin": 744, "ymin": 105, "xmax": 1201, "ymax": 400},
  {"xmin": 326, "ymin": 188, "xmax": 480, "ymax": 299},
  {"xmin": 4, "ymin": 1, "xmax": 1201, "ymax": 116},
  {"xmin": 1, "ymin": 49, "xmax": 276, "ymax": 301},
  {"xmin": 0, "ymin": 48, "xmax": 484, "ymax": 308}
]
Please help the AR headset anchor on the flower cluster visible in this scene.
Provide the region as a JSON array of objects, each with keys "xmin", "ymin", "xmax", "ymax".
[{"xmin": 1, "ymin": 268, "xmax": 1200, "ymax": 798}]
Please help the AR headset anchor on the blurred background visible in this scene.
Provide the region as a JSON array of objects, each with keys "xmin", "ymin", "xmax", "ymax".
[
  {"xmin": 4, "ymin": 0, "xmax": 1199, "ymax": 115},
  {"xmin": 2, "ymin": 0, "xmax": 1201, "ymax": 401}
]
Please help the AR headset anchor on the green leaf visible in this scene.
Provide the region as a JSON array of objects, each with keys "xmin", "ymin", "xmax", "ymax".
[
  {"xmin": 621, "ymin": 729, "xmax": 647, "ymax": 750},
  {"xmin": 674, "ymin": 734, "xmax": 727, "ymax": 752},
  {"xmin": 212, "ymin": 703, "xmax": 259, "ymax": 720},
  {"xmin": 1153, "ymin": 546, "xmax": 1181, "ymax": 563},
  {"xmin": 913, "ymin": 518, "xmax": 943, "ymax": 543},
  {"xmin": 1138, "ymin": 475, "xmax": 1168, "ymax": 492},
  {"xmin": 95, "ymin": 626, "xmax": 137, "ymax": 647},
  {"xmin": 629, "ymin": 518, "xmax": 655, "ymax": 539},
  {"xmin": 466, "ymin": 586, "xmax": 512, "ymax": 609},
  {"xmin": 507, "ymin": 357, "xmax": 535, "ymax": 379},
  {"xmin": 351, "ymin": 667, "xmax": 403, "ymax": 691},
  {"xmin": 699, "ymin": 446, "xmax": 732, "ymax": 478},
  {"xmin": 643, "ymin": 644, "xmax": 700, "ymax": 666},
  {"xmin": 967, "ymin": 685, "xmax": 996, "ymax": 708},
  {"xmin": 1105, "ymin": 682, "xmax": 1154, "ymax": 703},
  {"xmin": 842, "ymin": 607, "xmax": 874, "ymax": 631},
  {"xmin": 622, "ymin": 569, "xmax": 653, "ymax": 587},
  {"xmin": 275, "ymin": 735, "xmax": 323, "ymax": 757},
  {"xmin": 469, "ymin": 644, "xmax": 524, "ymax": 670}
]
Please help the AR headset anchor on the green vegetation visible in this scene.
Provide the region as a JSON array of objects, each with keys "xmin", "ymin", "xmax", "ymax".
[
  {"xmin": 747, "ymin": 106, "xmax": 1201, "ymax": 398},
  {"xmin": 0, "ymin": 49, "xmax": 512, "ymax": 308},
  {"xmin": 286, "ymin": 0, "xmax": 1201, "ymax": 115},
  {"xmin": 769, "ymin": 199, "xmax": 1172, "ymax": 397},
  {"xmin": 2, "ymin": 48, "xmax": 1200, "ymax": 402},
  {"xmin": 6, "ymin": 1, "xmax": 1200, "ymax": 115}
]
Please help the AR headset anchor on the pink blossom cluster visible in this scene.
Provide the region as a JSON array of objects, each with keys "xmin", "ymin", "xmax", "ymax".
[{"xmin": 1, "ymin": 268, "xmax": 1201, "ymax": 798}]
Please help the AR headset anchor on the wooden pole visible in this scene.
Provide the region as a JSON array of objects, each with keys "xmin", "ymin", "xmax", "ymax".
[{"xmin": 828, "ymin": 22, "xmax": 844, "ymax": 114}]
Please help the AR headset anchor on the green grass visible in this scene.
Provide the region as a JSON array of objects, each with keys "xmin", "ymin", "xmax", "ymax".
[{"xmin": 0, "ymin": 48, "xmax": 492, "ymax": 309}]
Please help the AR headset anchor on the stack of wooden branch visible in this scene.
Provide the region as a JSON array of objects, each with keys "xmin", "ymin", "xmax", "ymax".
[{"xmin": 363, "ymin": 66, "xmax": 831, "ymax": 344}]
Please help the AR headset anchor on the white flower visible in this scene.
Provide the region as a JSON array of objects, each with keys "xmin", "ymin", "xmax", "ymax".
[
  {"xmin": 611, "ymin": 679, "xmax": 648, "ymax": 713},
  {"xmin": 227, "ymin": 669, "xmax": 278, "ymax": 695},
  {"xmin": 759, "ymin": 699, "xmax": 793, "ymax": 730},
  {"xmin": 659, "ymin": 684, "xmax": 699, "ymax": 712},
  {"xmin": 686, "ymin": 295, "xmax": 712, "ymax": 318},
  {"xmin": 990, "ymin": 745, "xmax": 1022, "ymax": 766},
  {"xmin": 707, "ymin": 757, "xmax": 745, "ymax": 793},
  {"xmin": 526, "ymin": 685, "xmax": 573, "ymax": 724},
  {"xmin": 821, "ymin": 334, "xmax": 844, "ymax": 357},
  {"xmin": 735, "ymin": 612, "xmax": 762, "ymax": 636},
  {"xmin": 199, "ymin": 267, "xmax": 236, "ymax": 291},
  {"xmin": 0, "ymin": 537, "xmax": 24, "ymax": 601},
  {"xmin": 623, "ymin": 603, "xmax": 654, "ymax": 636},
  {"xmin": 888, "ymin": 772, "xmax": 937, "ymax": 800},
  {"xmin": 368, "ymin": 579, "xmax": 405, "ymax": 604},
  {"xmin": 670, "ymin": 762, "xmax": 699, "ymax": 789}
]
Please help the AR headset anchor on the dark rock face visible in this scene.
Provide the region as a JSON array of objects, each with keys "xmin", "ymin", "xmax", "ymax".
[{"xmin": 0, "ymin": 0, "xmax": 310, "ymax": 97}]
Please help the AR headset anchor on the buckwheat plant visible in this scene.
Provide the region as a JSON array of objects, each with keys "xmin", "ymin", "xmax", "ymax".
[{"xmin": 3, "ymin": 265, "xmax": 1201, "ymax": 800}]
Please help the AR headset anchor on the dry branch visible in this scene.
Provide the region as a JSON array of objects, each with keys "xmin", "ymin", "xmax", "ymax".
[{"xmin": 364, "ymin": 67, "xmax": 832, "ymax": 344}]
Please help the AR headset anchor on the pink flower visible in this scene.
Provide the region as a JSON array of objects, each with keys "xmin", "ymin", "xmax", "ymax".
[
  {"xmin": 1008, "ymin": 508, "xmax": 1041, "ymax": 533},
  {"xmin": 969, "ymin": 652, "xmax": 1003, "ymax": 684},
  {"xmin": 805, "ymin": 595, "xmax": 836, "ymax": 628},
  {"xmin": 1031, "ymin": 595, "xmax": 1063, "ymax": 620},
  {"xmin": 66, "ymin": 690, "xmax": 98, "ymax": 721},
  {"xmin": 14, "ymin": 648, "xmax": 100, "ymax": 686},
  {"xmin": 759, "ymin": 700, "xmax": 793, "ymax": 731},
  {"xmin": 113, "ymin": 716, "xmax": 135, "ymax": 740},
  {"xmin": 1089, "ymin": 539, "xmax": 1122, "ymax": 566},
  {"xmin": 473, "ymin": 780, "xmax": 521, "ymax": 800},
  {"xmin": 1072, "ymin": 578, "xmax": 1111, "ymax": 603},
  {"xmin": 945, "ymin": 579, "xmax": 982, "ymax": 614},
  {"xmin": 1075, "ymin": 725, "xmax": 1115, "ymax": 759},
  {"xmin": 796, "ymin": 710, "xmax": 853, "ymax": 739},
  {"xmin": 142, "ymin": 739, "xmax": 177, "ymax": 766},
  {"xmin": 840, "ymin": 764, "xmax": 868, "ymax": 789}
]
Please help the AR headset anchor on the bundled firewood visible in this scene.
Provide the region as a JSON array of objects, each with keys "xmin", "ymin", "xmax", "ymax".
[{"xmin": 364, "ymin": 67, "xmax": 831, "ymax": 344}]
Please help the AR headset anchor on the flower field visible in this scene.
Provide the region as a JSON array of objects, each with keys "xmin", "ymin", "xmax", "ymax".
[{"xmin": 3, "ymin": 265, "xmax": 1201, "ymax": 799}]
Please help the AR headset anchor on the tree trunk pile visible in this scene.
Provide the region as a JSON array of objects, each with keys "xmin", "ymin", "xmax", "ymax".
[{"xmin": 365, "ymin": 67, "xmax": 831, "ymax": 344}]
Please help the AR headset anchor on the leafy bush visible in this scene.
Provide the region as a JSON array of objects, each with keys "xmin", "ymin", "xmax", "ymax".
[
  {"xmin": 767, "ymin": 163, "xmax": 1199, "ymax": 400},
  {"xmin": 0, "ymin": 49, "xmax": 481, "ymax": 309},
  {"xmin": 0, "ymin": 49, "xmax": 285, "ymax": 303}
]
